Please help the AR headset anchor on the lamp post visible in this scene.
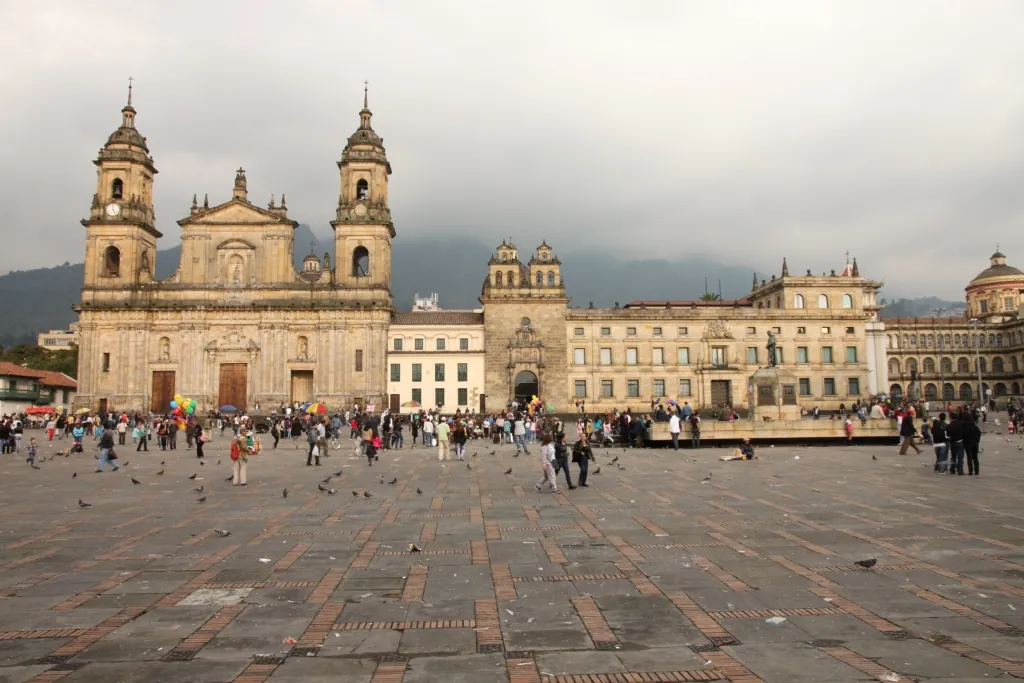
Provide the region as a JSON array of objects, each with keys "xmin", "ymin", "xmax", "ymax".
[
  {"xmin": 933, "ymin": 308, "xmax": 947, "ymax": 407},
  {"xmin": 968, "ymin": 318, "xmax": 983, "ymax": 405}
]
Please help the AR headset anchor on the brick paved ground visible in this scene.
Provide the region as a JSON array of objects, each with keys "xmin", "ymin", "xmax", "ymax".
[{"xmin": 2, "ymin": 425, "xmax": 1024, "ymax": 682}]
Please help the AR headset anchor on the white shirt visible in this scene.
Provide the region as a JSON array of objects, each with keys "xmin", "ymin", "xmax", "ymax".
[
  {"xmin": 541, "ymin": 443, "xmax": 556, "ymax": 464},
  {"xmin": 669, "ymin": 415, "xmax": 681, "ymax": 434}
]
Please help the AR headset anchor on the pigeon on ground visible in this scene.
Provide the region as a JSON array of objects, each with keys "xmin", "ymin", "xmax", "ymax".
[
  {"xmin": 593, "ymin": 467, "xmax": 601, "ymax": 474},
  {"xmin": 188, "ymin": 473, "xmax": 198, "ymax": 480},
  {"xmin": 214, "ymin": 529, "xmax": 231, "ymax": 537},
  {"xmin": 318, "ymin": 483, "xmax": 328, "ymax": 492},
  {"xmin": 122, "ymin": 461, "xmax": 129, "ymax": 467},
  {"xmin": 130, "ymin": 477, "xmax": 141, "ymax": 485},
  {"xmin": 854, "ymin": 558, "xmax": 877, "ymax": 569},
  {"xmin": 872, "ymin": 455, "xmax": 877, "ymax": 461},
  {"xmin": 161, "ymin": 461, "xmax": 166, "ymax": 465},
  {"xmin": 333, "ymin": 470, "xmax": 343, "ymax": 476},
  {"xmin": 327, "ymin": 488, "xmax": 337, "ymax": 495},
  {"xmin": 488, "ymin": 450, "xmax": 495, "ymax": 456},
  {"xmin": 321, "ymin": 476, "xmax": 332, "ymax": 483},
  {"xmin": 157, "ymin": 469, "xmax": 165, "ymax": 476},
  {"xmin": 472, "ymin": 452, "xmax": 477, "ymax": 457},
  {"xmin": 31, "ymin": 464, "xmax": 41, "ymax": 470},
  {"xmin": 78, "ymin": 499, "xmax": 91, "ymax": 508},
  {"xmin": 351, "ymin": 491, "xmax": 359, "ymax": 496},
  {"xmin": 388, "ymin": 477, "xmax": 397, "ymax": 485},
  {"xmin": 504, "ymin": 468, "xmax": 512, "ymax": 475},
  {"xmin": 199, "ymin": 460, "xmax": 205, "ymax": 466},
  {"xmin": 611, "ymin": 456, "xmax": 619, "ymax": 464},
  {"xmin": 197, "ymin": 496, "xmax": 207, "ymax": 503},
  {"xmin": 225, "ymin": 476, "xmax": 234, "ymax": 482},
  {"xmin": 72, "ymin": 472, "xmax": 77, "ymax": 478},
  {"xmin": 466, "ymin": 463, "xmax": 472, "ymax": 470},
  {"xmin": 282, "ymin": 488, "xmax": 288, "ymax": 498},
  {"xmin": 363, "ymin": 491, "xmax": 373, "ymax": 498},
  {"xmin": 617, "ymin": 464, "xmax": 626, "ymax": 470},
  {"xmin": 409, "ymin": 543, "xmax": 421, "ymax": 552},
  {"xmin": 195, "ymin": 486, "xmax": 204, "ymax": 492},
  {"xmin": 416, "ymin": 487, "xmax": 422, "ymax": 495},
  {"xmin": 217, "ymin": 460, "xmax": 222, "ymax": 465}
]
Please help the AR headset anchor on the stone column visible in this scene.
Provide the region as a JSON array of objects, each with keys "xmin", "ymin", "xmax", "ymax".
[{"xmin": 865, "ymin": 320, "xmax": 888, "ymax": 396}]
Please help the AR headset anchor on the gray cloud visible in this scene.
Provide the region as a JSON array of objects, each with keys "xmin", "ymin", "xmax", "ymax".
[{"xmin": 2, "ymin": 0, "xmax": 1022, "ymax": 298}]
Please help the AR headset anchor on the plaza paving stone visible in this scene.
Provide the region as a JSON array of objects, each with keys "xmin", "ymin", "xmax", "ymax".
[{"xmin": 2, "ymin": 427, "xmax": 1024, "ymax": 682}]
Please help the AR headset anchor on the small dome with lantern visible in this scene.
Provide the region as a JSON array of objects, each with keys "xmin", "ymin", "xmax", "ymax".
[{"xmin": 965, "ymin": 249, "xmax": 1024, "ymax": 321}]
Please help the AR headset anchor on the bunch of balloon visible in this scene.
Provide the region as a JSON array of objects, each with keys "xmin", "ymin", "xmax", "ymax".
[
  {"xmin": 170, "ymin": 394, "xmax": 198, "ymax": 428},
  {"xmin": 527, "ymin": 395, "xmax": 543, "ymax": 415}
]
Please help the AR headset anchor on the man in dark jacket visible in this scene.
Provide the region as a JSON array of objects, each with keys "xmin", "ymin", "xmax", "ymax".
[
  {"xmin": 898, "ymin": 413, "xmax": 922, "ymax": 454},
  {"xmin": 931, "ymin": 413, "xmax": 949, "ymax": 473},
  {"xmin": 945, "ymin": 413, "xmax": 967, "ymax": 475},
  {"xmin": 963, "ymin": 414, "xmax": 982, "ymax": 475}
]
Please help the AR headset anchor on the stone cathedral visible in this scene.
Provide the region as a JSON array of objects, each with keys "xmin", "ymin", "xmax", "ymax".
[{"xmin": 75, "ymin": 89, "xmax": 394, "ymax": 413}]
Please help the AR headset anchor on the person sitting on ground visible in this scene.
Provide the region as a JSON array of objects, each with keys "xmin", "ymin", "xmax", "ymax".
[{"xmin": 720, "ymin": 438, "xmax": 758, "ymax": 461}]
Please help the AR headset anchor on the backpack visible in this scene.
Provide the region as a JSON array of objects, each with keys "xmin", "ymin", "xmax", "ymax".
[{"xmin": 230, "ymin": 440, "xmax": 240, "ymax": 461}]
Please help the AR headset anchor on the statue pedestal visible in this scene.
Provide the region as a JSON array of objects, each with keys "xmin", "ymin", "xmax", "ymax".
[{"xmin": 750, "ymin": 366, "xmax": 802, "ymax": 421}]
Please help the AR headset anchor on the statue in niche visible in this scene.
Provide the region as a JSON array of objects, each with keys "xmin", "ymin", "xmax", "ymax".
[
  {"xmin": 298, "ymin": 337, "xmax": 308, "ymax": 361},
  {"xmin": 140, "ymin": 250, "xmax": 150, "ymax": 274},
  {"xmin": 232, "ymin": 264, "xmax": 242, "ymax": 284},
  {"xmin": 159, "ymin": 338, "xmax": 170, "ymax": 361}
]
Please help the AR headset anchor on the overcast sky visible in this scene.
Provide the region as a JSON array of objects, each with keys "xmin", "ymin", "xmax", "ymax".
[{"xmin": 2, "ymin": 1, "xmax": 1022, "ymax": 299}]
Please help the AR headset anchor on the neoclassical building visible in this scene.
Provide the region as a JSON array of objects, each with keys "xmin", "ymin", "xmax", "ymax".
[
  {"xmin": 75, "ymin": 88, "xmax": 394, "ymax": 412},
  {"xmin": 884, "ymin": 250, "xmax": 1024, "ymax": 404}
]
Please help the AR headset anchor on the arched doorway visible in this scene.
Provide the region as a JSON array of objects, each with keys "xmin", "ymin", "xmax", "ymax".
[{"xmin": 514, "ymin": 370, "xmax": 539, "ymax": 407}]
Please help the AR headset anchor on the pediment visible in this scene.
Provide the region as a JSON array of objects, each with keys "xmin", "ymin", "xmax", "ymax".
[{"xmin": 178, "ymin": 199, "xmax": 295, "ymax": 227}]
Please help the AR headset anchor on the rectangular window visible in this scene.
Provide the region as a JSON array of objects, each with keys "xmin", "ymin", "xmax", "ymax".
[
  {"xmin": 652, "ymin": 347, "xmax": 664, "ymax": 365},
  {"xmin": 436, "ymin": 338, "xmax": 446, "ymax": 351},
  {"xmin": 980, "ymin": 300, "xmax": 989, "ymax": 313},
  {"xmin": 102, "ymin": 353, "xmax": 110, "ymax": 373},
  {"xmin": 600, "ymin": 327, "xmax": 611, "ymax": 336},
  {"xmin": 678, "ymin": 379, "xmax": 692, "ymax": 396},
  {"xmin": 574, "ymin": 327, "xmax": 585, "ymax": 336},
  {"xmin": 774, "ymin": 348, "xmax": 783, "ymax": 365},
  {"xmin": 848, "ymin": 378, "xmax": 860, "ymax": 395},
  {"xmin": 626, "ymin": 348, "xmax": 638, "ymax": 365},
  {"xmin": 573, "ymin": 348, "xmax": 586, "ymax": 365},
  {"xmin": 435, "ymin": 388, "xmax": 445, "ymax": 407},
  {"xmin": 412, "ymin": 363, "xmax": 422, "ymax": 382},
  {"xmin": 459, "ymin": 337, "xmax": 469, "ymax": 351},
  {"xmin": 601, "ymin": 379, "xmax": 613, "ymax": 397},
  {"xmin": 711, "ymin": 346, "xmax": 726, "ymax": 367},
  {"xmin": 799, "ymin": 378, "xmax": 811, "ymax": 395},
  {"xmin": 600, "ymin": 348, "xmax": 612, "ymax": 365},
  {"xmin": 390, "ymin": 363, "xmax": 400, "ymax": 382},
  {"xmin": 414, "ymin": 338, "xmax": 424, "ymax": 351},
  {"xmin": 678, "ymin": 327, "xmax": 688, "ymax": 336},
  {"xmin": 677, "ymin": 348, "xmax": 690, "ymax": 364},
  {"xmin": 746, "ymin": 326, "xmax": 757, "ymax": 335},
  {"xmin": 411, "ymin": 388, "xmax": 421, "ymax": 404},
  {"xmin": 434, "ymin": 363, "xmax": 445, "ymax": 381},
  {"xmin": 797, "ymin": 326, "xmax": 807, "ymax": 335},
  {"xmin": 823, "ymin": 377, "xmax": 836, "ymax": 395},
  {"xmin": 1005, "ymin": 297, "xmax": 1015, "ymax": 312},
  {"xmin": 821, "ymin": 326, "xmax": 831, "ymax": 335},
  {"xmin": 458, "ymin": 388, "xmax": 468, "ymax": 406},
  {"xmin": 457, "ymin": 363, "xmax": 468, "ymax": 382},
  {"xmin": 393, "ymin": 338, "xmax": 403, "ymax": 351},
  {"xmin": 653, "ymin": 327, "xmax": 662, "ymax": 336},
  {"xmin": 626, "ymin": 327, "xmax": 637, "ymax": 336},
  {"xmin": 845, "ymin": 346, "xmax": 857, "ymax": 363},
  {"xmin": 773, "ymin": 326, "xmax": 781, "ymax": 334},
  {"xmin": 822, "ymin": 347, "xmax": 834, "ymax": 363},
  {"xmin": 797, "ymin": 347, "xmax": 808, "ymax": 363},
  {"xmin": 653, "ymin": 379, "xmax": 665, "ymax": 397},
  {"xmin": 746, "ymin": 347, "xmax": 758, "ymax": 364},
  {"xmin": 845, "ymin": 326, "xmax": 855, "ymax": 335},
  {"xmin": 627, "ymin": 379, "xmax": 640, "ymax": 397},
  {"xmin": 355, "ymin": 350, "xmax": 363, "ymax": 372},
  {"xmin": 574, "ymin": 380, "xmax": 587, "ymax": 398}
]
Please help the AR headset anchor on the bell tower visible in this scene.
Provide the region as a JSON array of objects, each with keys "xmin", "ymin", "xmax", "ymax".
[
  {"xmin": 330, "ymin": 84, "xmax": 394, "ymax": 304},
  {"xmin": 81, "ymin": 81, "xmax": 160, "ymax": 299}
]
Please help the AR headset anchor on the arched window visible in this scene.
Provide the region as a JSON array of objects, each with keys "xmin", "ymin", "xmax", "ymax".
[
  {"xmin": 979, "ymin": 358, "xmax": 987, "ymax": 373},
  {"xmin": 888, "ymin": 358, "xmax": 901, "ymax": 375},
  {"xmin": 495, "ymin": 271, "xmax": 503, "ymax": 287},
  {"xmin": 924, "ymin": 383, "xmax": 938, "ymax": 400},
  {"xmin": 942, "ymin": 383, "xmax": 955, "ymax": 400},
  {"xmin": 501, "ymin": 253, "xmax": 507, "ymax": 263},
  {"xmin": 927, "ymin": 334, "xmax": 934, "ymax": 347},
  {"xmin": 940, "ymin": 357, "xmax": 952, "ymax": 374},
  {"xmin": 993, "ymin": 357, "xmax": 1004, "ymax": 373},
  {"xmin": 794, "ymin": 294, "xmax": 805, "ymax": 308},
  {"xmin": 997, "ymin": 334, "xmax": 1004, "ymax": 347},
  {"xmin": 923, "ymin": 358, "xmax": 935, "ymax": 374},
  {"xmin": 356, "ymin": 178, "xmax": 369, "ymax": 200},
  {"xmin": 535, "ymin": 271, "xmax": 543, "ymax": 286},
  {"xmin": 776, "ymin": 295, "xmax": 781, "ymax": 308},
  {"xmin": 944, "ymin": 334, "xmax": 951, "ymax": 346},
  {"xmin": 547, "ymin": 271, "xmax": 555, "ymax": 286},
  {"xmin": 1013, "ymin": 382, "xmax": 1021, "ymax": 396},
  {"xmin": 842, "ymin": 294, "xmax": 853, "ymax": 309},
  {"xmin": 103, "ymin": 246, "xmax": 120, "ymax": 277},
  {"xmin": 957, "ymin": 357, "xmax": 970, "ymax": 373},
  {"xmin": 954, "ymin": 334, "xmax": 961, "ymax": 347},
  {"xmin": 907, "ymin": 358, "xmax": 918, "ymax": 374},
  {"xmin": 890, "ymin": 383, "xmax": 903, "ymax": 399},
  {"xmin": 910, "ymin": 334, "xmax": 917, "ymax": 347},
  {"xmin": 817, "ymin": 294, "xmax": 829, "ymax": 309},
  {"xmin": 352, "ymin": 246, "xmax": 370, "ymax": 277},
  {"xmin": 902, "ymin": 335, "xmax": 909, "ymax": 348},
  {"xmin": 507, "ymin": 270, "xmax": 515, "ymax": 287},
  {"xmin": 111, "ymin": 178, "xmax": 123, "ymax": 200},
  {"xmin": 1013, "ymin": 356, "xmax": 1020, "ymax": 372},
  {"xmin": 959, "ymin": 383, "xmax": 972, "ymax": 400},
  {"xmin": 973, "ymin": 334, "xmax": 979, "ymax": 347},
  {"xmin": 541, "ymin": 253, "xmax": 548, "ymax": 263},
  {"xmin": 995, "ymin": 382, "xmax": 1007, "ymax": 397},
  {"xmin": 989, "ymin": 334, "xmax": 996, "ymax": 346}
]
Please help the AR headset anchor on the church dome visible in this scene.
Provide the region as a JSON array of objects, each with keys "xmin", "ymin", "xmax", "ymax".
[
  {"xmin": 104, "ymin": 105, "xmax": 149, "ymax": 152},
  {"xmin": 970, "ymin": 251, "xmax": 1024, "ymax": 283}
]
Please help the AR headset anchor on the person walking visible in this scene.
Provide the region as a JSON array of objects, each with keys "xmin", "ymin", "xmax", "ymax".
[
  {"xmin": 46, "ymin": 417, "xmax": 56, "ymax": 441},
  {"xmin": 230, "ymin": 433, "xmax": 248, "ymax": 486},
  {"xmin": 423, "ymin": 417, "xmax": 435, "ymax": 449},
  {"xmin": 26, "ymin": 438, "xmax": 38, "ymax": 467},
  {"xmin": 964, "ymin": 412, "xmax": 982, "ymax": 475},
  {"xmin": 946, "ymin": 412, "xmax": 967, "ymax": 475},
  {"xmin": 306, "ymin": 422, "xmax": 321, "ymax": 466},
  {"xmin": 668, "ymin": 411, "xmax": 681, "ymax": 450},
  {"xmin": 116, "ymin": 418, "xmax": 127, "ymax": 446},
  {"xmin": 452, "ymin": 421, "xmax": 468, "ymax": 460},
  {"xmin": 513, "ymin": 414, "xmax": 530, "ymax": 455},
  {"xmin": 689, "ymin": 412, "xmax": 701, "ymax": 449},
  {"xmin": 931, "ymin": 413, "xmax": 949, "ymax": 473},
  {"xmin": 195, "ymin": 424, "xmax": 206, "ymax": 459},
  {"xmin": 270, "ymin": 420, "xmax": 280, "ymax": 449},
  {"xmin": 552, "ymin": 432, "xmax": 575, "ymax": 490},
  {"xmin": 535, "ymin": 434, "xmax": 559, "ymax": 493},
  {"xmin": 572, "ymin": 439, "xmax": 594, "ymax": 487},
  {"xmin": 96, "ymin": 428, "xmax": 119, "ymax": 472},
  {"xmin": 134, "ymin": 420, "xmax": 149, "ymax": 451},
  {"xmin": 168, "ymin": 421, "xmax": 178, "ymax": 450},
  {"xmin": 435, "ymin": 418, "xmax": 451, "ymax": 462},
  {"xmin": 898, "ymin": 412, "xmax": 922, "ymax": 455}
]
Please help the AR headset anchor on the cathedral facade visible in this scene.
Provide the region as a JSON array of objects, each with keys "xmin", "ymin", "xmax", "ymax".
[{"xmin": 74, "ymin": 90, "xmax": 393, "ymax": 413}]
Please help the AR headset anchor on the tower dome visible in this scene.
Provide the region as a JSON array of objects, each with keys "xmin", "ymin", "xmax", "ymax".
[
  {"xmin": 965, "ymin": 249, "xmax": 1024, "ymax": 321},
  {"xmin": 971, "ymin": 250, "xmax": 1023, "ymax": 282}
]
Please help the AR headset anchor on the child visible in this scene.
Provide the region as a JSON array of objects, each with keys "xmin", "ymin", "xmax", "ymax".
[
  {"xmin": 26, "ymin": 438, "xmax": 38, "ymax": 466},
  {"xmin": 845, "ymin": 416, "xmax": 854, "ymax": 443}
]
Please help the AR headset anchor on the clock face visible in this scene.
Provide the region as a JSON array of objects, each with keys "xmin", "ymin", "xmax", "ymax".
[
  {"xmin": 105, "ymin": 202, "xmax": 121, "ymax": 217},
  {"xmin": 353, "ymin": 204, "xmax": 368, "ymax": 217}
]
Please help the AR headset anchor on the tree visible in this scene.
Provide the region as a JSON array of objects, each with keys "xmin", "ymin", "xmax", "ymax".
[
  {"xmin": 0, "ymin": 345, "xmax": 78, "ymax": 378},
  {"xmin": 699, "ymin": 292, "xmax": 722, "ymax": 302}
]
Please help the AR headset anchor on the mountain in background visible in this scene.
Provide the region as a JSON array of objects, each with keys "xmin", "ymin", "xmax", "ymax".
[
  {"xmin": 0, "ymin": 224, "xmax": 950, "ymax": 345},
  {"xmin": 877, "ymin": 296, "xmax": 965, "ymax": 319}
]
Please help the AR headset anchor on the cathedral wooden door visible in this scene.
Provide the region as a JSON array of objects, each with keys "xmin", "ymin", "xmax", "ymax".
[
  {"xmin": 219, "ymin": 364, "xmax": 248, "ymax": 410},
  {"xmin": 151, "ymin": 371, "xmax": 176, "ymax": 413}
]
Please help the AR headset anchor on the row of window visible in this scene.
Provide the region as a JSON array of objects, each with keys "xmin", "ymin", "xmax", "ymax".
[
  {"xmin": 888, "ymin": 382, "xmax": 1018, "ymax": 401},
  {"xmin": 393, "ymin": 337, "xmax": 470, "ymax": 351},
  {"xmin": 890, "ymin": 356, "xmax": 1020, "ymax": 375},
  {"xmin": 977, "ymin": 297, "xmax": 1015, "ymax": 313},
  {"xmin": 572, "ymin": 345, "xmax": 858, "ymax": 366},
  {"xmin": 491, "ymin": 271, "xmax": 559, "ymax": 287},
  {"xmin": 404, "ymin": 387, "xmax": 469, "ymax": 408},
  {"xmin": 572, "ymin": 377, "xmax": 861, "ymax": 399},
  {"xmin": 889, "ymin": 332, "xmax": 1022, "ymax": 349},
  {"xmin": 575, "ymin": 325, "xmax": 855, "ymax": 338},
  {"xmin": 390, "ymin": 363, "xmax": 469, "ymax": 383}
]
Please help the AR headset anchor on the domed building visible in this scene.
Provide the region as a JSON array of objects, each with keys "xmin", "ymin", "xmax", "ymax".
[{"xmin": 966, "ymin": 250, "xmax": 1024, "ymax": 322}]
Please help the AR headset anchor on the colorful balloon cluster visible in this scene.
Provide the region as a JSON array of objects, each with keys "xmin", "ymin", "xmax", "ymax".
[{"xmin": 170, "ymin": 394, "xmax": 197, "ymax": 417}]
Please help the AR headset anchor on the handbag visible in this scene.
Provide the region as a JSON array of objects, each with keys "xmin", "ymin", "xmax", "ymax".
[
  {"xmin": 108, "ymin": 448, "xmax": 117, "ymax": 460},
  {"xmin": 311, "ymin": 445, "xmax": 319, "ymax": 457}
]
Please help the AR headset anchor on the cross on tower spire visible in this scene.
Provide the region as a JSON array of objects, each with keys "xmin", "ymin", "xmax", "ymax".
[
  {"xmin": 127, "ymin": 76, "xmax": 133, "ymax": 106},
  {"xmin": 363, "ymin": 80, "xmax": 368, "ymax": 108}
]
